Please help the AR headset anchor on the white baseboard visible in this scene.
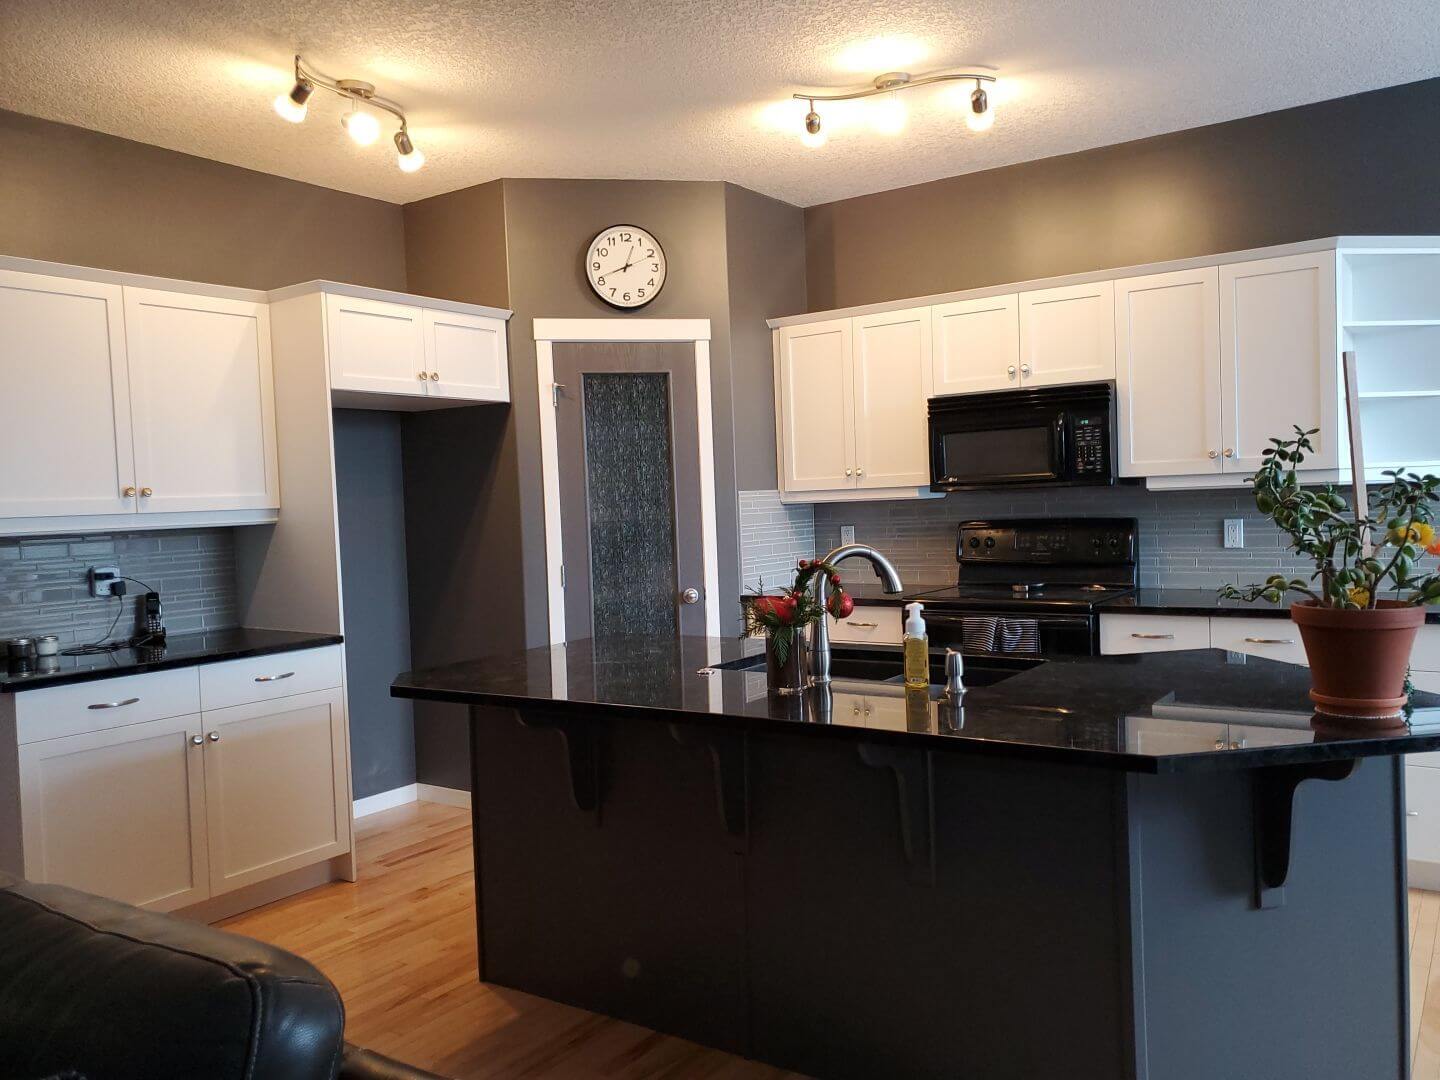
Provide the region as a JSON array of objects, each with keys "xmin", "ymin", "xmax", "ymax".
[
  {"xmin": 416, "ymin": 783, "xmax": 472, "ymax": 809},
  {"xmin": 1411, "ymin": 859, "xmax": 1440, "ymax": 892},
  {"xmin": 353, "ymin": 783, "xmax": 419, "ymax": 819}
]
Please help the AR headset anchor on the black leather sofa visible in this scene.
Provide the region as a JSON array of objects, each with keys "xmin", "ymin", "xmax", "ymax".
[{"xmin": 0, "ymin": 873, "xmax": 446, "ymax": 1080}]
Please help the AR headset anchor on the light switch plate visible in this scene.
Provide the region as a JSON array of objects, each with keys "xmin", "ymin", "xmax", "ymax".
[
  {"xmin": 840, "ymin": 525, "xmax": 856, "ymax": 545},
  {"xmin": 1223, "ymin": 519, "xmax": 1244, "ymax": 549}
]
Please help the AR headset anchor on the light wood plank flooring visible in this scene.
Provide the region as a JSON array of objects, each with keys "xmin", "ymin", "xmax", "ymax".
[
  {"xmin": 225, "ymin": 800, "xmax": 1440, "ymax": 1079},
  {"xmin": 222, "ymin": 801, "xmax": 801, "ymax": 1079}
]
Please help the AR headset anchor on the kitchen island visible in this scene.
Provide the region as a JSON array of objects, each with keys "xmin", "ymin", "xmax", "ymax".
[{"xmin": 393, "ymin": 637, "xmax": 1440, "ymax": 1080}]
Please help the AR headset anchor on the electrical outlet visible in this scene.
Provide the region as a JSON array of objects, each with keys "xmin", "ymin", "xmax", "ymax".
[
  {"xmin": 88, "ymin": 566, "xmax": 121, "ymax": 597},
  {"xmin": 840, "ymin": 525, "xmax": 856, "ymax": 545},
  {"xmin": 1223, "ymin": 519, "xmax": 1245, "ymax": 549}
]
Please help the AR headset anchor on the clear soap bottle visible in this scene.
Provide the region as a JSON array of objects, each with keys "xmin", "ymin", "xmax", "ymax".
[{"xmin": 903, "ymin": 602, "xmax": 929, "ymax": 689}]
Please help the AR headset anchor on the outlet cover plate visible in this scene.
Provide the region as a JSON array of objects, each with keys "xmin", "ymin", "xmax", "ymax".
[
  {"xmin": 1223, "ymin": 519, "xmax": 1244, "ymax": 549},
  {"xmin": 89, "ymin": 566, "xmax": 121, "ymax": 597},
  {"xmin": 840, "ymin": 525, "xmax": 856, "ymax": 546}
]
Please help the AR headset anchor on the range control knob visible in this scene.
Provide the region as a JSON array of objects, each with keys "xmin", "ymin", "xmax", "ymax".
[
  {"xmin": 983, "ymin": 536, "xmax": 997, "ymax": 549},
  {"xmin": 968, "ymin": 537, "xmax": 981, "ymax": 549},
  {"xmin": 1109, "ymin": 536, "xmax": 1122, "ymax": 548}
]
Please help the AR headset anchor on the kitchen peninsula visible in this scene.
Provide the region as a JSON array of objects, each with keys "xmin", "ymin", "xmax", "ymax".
[{"xmin": 394, "ymin": 639, "xmax": 1440, "ymax": 1080}]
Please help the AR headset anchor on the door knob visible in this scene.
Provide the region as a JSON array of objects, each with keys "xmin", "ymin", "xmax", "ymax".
[{"xmin": 680, "ymin": 587, "xmax": 701, "ymax": 605}]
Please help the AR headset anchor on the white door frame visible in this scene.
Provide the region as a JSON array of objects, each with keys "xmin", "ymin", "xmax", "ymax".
[{"xmin": 534, "ymin": 318, "xmax": 719, "ymax": 644}]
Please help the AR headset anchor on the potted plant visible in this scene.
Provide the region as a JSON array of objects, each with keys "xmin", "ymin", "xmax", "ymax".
[
  {"xmin": 744, "ymin": 559, "xmax": 852, "ymax": 693},
  {"xmin": 1221, "ymin": 426, "xmax": 1440, "ymax": 721}
]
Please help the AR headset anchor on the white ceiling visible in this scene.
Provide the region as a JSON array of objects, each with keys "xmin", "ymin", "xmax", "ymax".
[{"xmin": 1, "ymin": 0, "xmax": 1438, "ymax": 208}]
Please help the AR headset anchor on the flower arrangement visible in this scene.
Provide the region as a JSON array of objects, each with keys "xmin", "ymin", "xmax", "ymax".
[
  {"xmin": 1219, "ymin": 427, "xmax": 1440, "ymax": 609},
  {"xmin": 744, "ymin": 558, "xmax": 853, "ymax": 665}
]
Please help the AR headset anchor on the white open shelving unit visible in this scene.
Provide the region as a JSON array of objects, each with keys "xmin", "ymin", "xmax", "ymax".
[{"xmin": 1339, "ymin": 244, "xmax": 1440, "ymax": 481}]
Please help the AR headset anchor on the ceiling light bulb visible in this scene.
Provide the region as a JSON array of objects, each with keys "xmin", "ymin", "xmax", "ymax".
[
  {"xmin": 273, "ymin": 79, "xmax": 312, "ymax": 123},
  {"xmin": 870, "ymin": 94, "xmax": 906, "ymax": 136},
  {"xmin": 395, "ymin": 130, "xmax": 425, "ymax": 171},
  {"xmin": 342, "ymin": 106, "xmax": 380, "ymax": 146},
  {"xmin": 801, "ymin": 105, "xmax": 826, "ymax": 146},
  {"xmin": 801, "ymin": 128, "xmax": 827, "ymax": 149},
  {"xmin": 966, "ymin": 84, "xmax": 994, "ymax": 132}
]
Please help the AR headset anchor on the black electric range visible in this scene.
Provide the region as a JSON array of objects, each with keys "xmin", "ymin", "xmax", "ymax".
[{"xmin": 910, "ymin": 518, "xmax": 1138, "ymax": 657}]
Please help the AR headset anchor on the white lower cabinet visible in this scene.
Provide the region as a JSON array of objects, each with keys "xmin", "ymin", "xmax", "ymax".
[
  {"xmin": 7, "ymin": 648, "xmax": 349, "ymax": 911},
  {"xmin": 202, "ymin": 687, "xmax": 349, "ymax": 895},
  {"xmin": 1206, "ymin": 617, "xmax": 1308, "ymax": 666},
  {"xmin": 1099, "ymin": 614, "xmax": 1211, "ymax": 654},
  {"xmin": 18, "ymin": 713, "xmax": 209, "ymax": 912}
]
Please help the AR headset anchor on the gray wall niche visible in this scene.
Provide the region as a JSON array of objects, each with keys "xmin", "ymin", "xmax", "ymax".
[{"xmin": 333, "ymin": 409, "xmax": 417, "ymax": 801}]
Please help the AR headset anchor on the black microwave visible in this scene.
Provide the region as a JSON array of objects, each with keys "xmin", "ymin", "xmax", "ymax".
[{"xmin": 928, "ymin": 382, "xmax": 1117, "ymax": 491}]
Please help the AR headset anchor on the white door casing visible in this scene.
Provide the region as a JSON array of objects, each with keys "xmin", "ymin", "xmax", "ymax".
[
  {"xmin": 1018, "ymin": 280, "xmax": 1117, "ymax": 388},
  {"xmin": 1113, "ymin": 267, "xmax": 1223, "ymax": 477},
  {"xmin": 534, "ymin": 318, "xmax": 718, "ymax": 646},
  {"xmin": 852, "ymin": 308, "xmax": 932, "ymax": 488},
  {"xmin": 931, "ymin": 294, "xmax": 1021, "ymax": 395}
]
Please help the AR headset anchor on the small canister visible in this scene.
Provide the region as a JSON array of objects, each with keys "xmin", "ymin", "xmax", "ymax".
[
  {"xmin": 7, "ymin": 638, "xmax": 36, "ymax": 662},
  {"xmin": 35, "ymin": 634, "xmax": 60, "ymax": 658}
]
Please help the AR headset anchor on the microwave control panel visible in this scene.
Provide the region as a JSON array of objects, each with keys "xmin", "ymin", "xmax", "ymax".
[{"xmin": 1070, "ymin": 413, "xmax": 1109, "ymax": 476}]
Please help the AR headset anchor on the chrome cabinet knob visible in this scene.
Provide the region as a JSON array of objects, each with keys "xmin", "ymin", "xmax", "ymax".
[
  {"xmin": 1007, "ymin": 365, "xmax": 1017, "ymax": 377},
  {"xmin": 845, "ymin": 468, "xmax": 852, "ymax": 476},
  {"xmin": 1409, "ymin": 810, "xmax": 1421, "ymax": 817},
  {"xmin": 1223, "ymin": 448, "xmax": 1234, "ymax": 458},
  {"xmin": 190, "ymin": 734, "xmax": 204, "ymax": 746},
  {"xmin": 140, "ymin": 487, "xmax": 153, "ymax": 497},
  {"xmin": 1208, "ymin": 450, "xmax": 1219, "ymax": 459},
  {"xmin": 207, "ymin": 731, "xmax": 221, "ymax": 743},
  {"xmin": 123, "ymin": 486, "xmax": 137, "ymax": 497},
  {"xmin": 429, "ymin": 372, "xmax": 439, "ymax": 381},
  {"xmin": 418, "ymin": 371, "xmax": 428, "ymax": 381},
  {"xmin": 855, "ymin": 468, "xmax": 864, "ymax": 477},
  {"xmin": 1020, "ymin": 364, "xmax": 1031, "ymax": 376},
  {"xmin": 680, "ymin": 587, "xmax": 700, "ymax": 605}
]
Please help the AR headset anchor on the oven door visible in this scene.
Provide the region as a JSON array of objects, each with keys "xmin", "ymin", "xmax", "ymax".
[
  {"xmin": 929, "ymin": 397, "xmax": 1066, "ymax": 490},
  {"xmin": 925, "ymin": 612, "xmax": 1098, "ymax": 658}
]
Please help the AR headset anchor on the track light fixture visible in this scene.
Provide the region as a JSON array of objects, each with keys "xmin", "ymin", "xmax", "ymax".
[
  {"xmin": 793, "ymin": 68, "xmax": 998, "ymax": 145},
  {"xmin": 272, "ymin": 55, "xmax": 424, "ymax": 172}
]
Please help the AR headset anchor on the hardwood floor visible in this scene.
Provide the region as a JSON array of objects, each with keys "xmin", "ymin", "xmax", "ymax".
[{"xmin": 221, "ymin": 801, "xmax": 802, "ymax": 1079}]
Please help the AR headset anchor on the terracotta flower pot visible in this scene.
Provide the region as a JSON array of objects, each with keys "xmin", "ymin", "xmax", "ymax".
[{"xmin": 1290, "ymin": 600, "xmax": 1425, "ymax": 721}]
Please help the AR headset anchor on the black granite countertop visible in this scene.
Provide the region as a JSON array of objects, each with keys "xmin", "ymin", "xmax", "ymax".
[
  {"xmin": 742, "ymin": 582, "xmax": 924, "ymax": 608},
  {"xmin": 391, "ymin": 635, "xmax": 1440, "ymax": 774},
  {"xmin": 1101, "ymin": 589, "xmax": 1440, "ymax": 623},
  {"xmin": 1, "ymin": 627, "xmax": 343, "ymax": 692}
]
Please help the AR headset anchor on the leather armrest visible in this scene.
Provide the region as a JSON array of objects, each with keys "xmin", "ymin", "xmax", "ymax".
[{"xmin": 340, "ymin": 1043, "xmax": 451, "ymax": 1080}]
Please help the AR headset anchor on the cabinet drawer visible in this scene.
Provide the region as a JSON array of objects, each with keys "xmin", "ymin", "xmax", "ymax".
[
  {"xmin": 1099, "ymin": 614, "xmax": 1210, "ymax": 655},
  {"xmin": 1408, "ymin": 766, "xmax": 1440, "ymax": 864},
  {"xmin": 198, "ymin": 646, "xmax": 343, "ymax": 711},
  {"xmin": 16, "ymin": 667, "xmax": 201, "ymax": 744},
  {"xmin": 828, "ymin": 606, "xmax": 904, "ymax": 645},
  {"xmin": 1208, "ymin": 617, "xmax": 1307, "ymax": 666}
]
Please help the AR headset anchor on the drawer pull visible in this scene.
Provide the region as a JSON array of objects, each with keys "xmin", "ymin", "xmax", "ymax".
[
  {"xmin": 1243, "ymin": 637, "xmax": 1295, "ymax": 646},
  {"xmin": 87, "ymin": 697, "xmax": 140, "ymax": 710},
  {"xmin": 1130, "ymin": 633, "xmax": 1174, "ymax": 640},
  {"xmin": 253, "ymin": 671, "xmax": 296, "ymax": 683},
  {"xmin": 845, "ymin": 621, "xmax": 880, "ymax": 629}
]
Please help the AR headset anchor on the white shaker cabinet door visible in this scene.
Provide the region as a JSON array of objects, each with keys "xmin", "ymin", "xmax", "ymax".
[
  {"xmin": 1018, "ymin": 280, "xmax": 1116, "ymax": 388},
  {"xmin": 1113, "ymin": 267, "xmax": 1224, "ymax": 477},
  {"xmin": 0, "ymin": 270, "xmax": 136, "ymax": 518},
  {"xmin": 19, "ymin": 713, "xmax": 210, "ymax": 912},
  {"xmin": 423, "ymin": 308, "xmax": 510, "ymax": 402},
  {"xmin": 1220, "ymin": 252, "xmax": 1338, "ymax": 473},
  {"xmin": 931, "ymin": 294, "xmax": 1021, "ymax": 395},
  {"xmin": 201, "ymin": 688, "xmax": 350, "ymax": 896},
  {"xmin": 325, "ymin": 293, "xmax": 428, "ymax": 397},
  {"xmin": 776, "ymin": 319, "xmax": 856, "ymax": 492},
  {"xmin": 124, "ymin": 288, "xmax": 278, "ymax": 513},
  {"xmin": 852, "ymin": 308, "xmax": 932, "ymax": 489}
]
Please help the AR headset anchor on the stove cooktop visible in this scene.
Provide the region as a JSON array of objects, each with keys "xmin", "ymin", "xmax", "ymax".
[{"xmin": 909, "ymin": 582, "xmax": 1136, "ymax": 615}]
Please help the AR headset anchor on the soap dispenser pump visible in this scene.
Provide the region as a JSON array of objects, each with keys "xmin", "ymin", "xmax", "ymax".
[{"xmin": 903, "ymin": 602, "xmax": 929, "ymax": 689}]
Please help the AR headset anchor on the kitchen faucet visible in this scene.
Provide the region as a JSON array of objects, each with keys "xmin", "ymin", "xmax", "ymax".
[{"xmin": 810, "ymin": 544, "xmax": 903, "ymax": 686}]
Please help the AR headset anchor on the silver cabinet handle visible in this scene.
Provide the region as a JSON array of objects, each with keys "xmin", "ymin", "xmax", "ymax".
[
  {"xmin": 253, "ymin": 671, "xmax": 295, "ymax": 683},
  {"xmin": 123, "ymin": 486, "xmax": 137, "ymax": 497},
  {"xmin": 845, "ymin": 468, "xmax": 852, "ymax": 476},
  {"xmin": 190, "ymin": 734, "xmax": 204, "ymax": 746},
  {"xmin": 1130, "ymin": 633, "xmax": 1174, "ymax": 640},
  {"xmin": 1243, "ymin": 637, "xmax": 1295, "ymax": 645},
  {"xmin": 855, "ymin": 467, "xmax": 864, "ymax": 477},
  {"xmin": 845, "ymin": 621, "xmax": 879, "ymax": 629},
  {"xmin": 208, "ymin": 731, "xmax": 221, "ymax": 743},
  {"xmin": 88, "ymin": 697, "xmax": 139, "ymax": 710}
]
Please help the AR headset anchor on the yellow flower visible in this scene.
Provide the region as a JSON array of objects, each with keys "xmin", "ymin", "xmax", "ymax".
[
  {"xmin": 1392, "ymin": 522, "xmax": 1436, "ymax": 547},
  {"xmin": 1347, "ymin": 586, "xmax": 1371, "ymax": 607}
]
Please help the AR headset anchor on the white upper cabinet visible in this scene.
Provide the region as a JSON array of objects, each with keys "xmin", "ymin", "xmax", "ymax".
[
  {"xmin": 423, "ymin": 308, "xmax": 509, "ymax": 402},
  {"xmin": 777, "ymin": 318, "xmax": 855, "ymax": 492},
  {"xmin": 1220, "ymin": 252, "xmax": 1338, "ymax": 473},
  {"xmin": 124, "ymin": 288, "xmax": 278, "ymax": 513},
  {"xmin": 852, "ymin": 308, "xmax": 932, "ymax": 488},
  {"xmin": 1018, "ymin": 281, "xmax": 1116, "ymax": 388},
  {"xmin": 931, "ymin": 294, "xmax": 1021, "ymax": 395},
  {"xmin": 0, "ymin": 270, "xmax": 136, "ymax": 518},
  {"xmin": 325, "ymin": 293, "xmax": 427, "ymax": 397},
  {"xmin": 1114, "ymin": 268, "xmax": 1223, "ymax": 477}
]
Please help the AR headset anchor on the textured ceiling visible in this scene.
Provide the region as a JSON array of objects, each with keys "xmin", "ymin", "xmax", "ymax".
[{"xmin": 1, "ymin": 0, "xmax": 1437, "ymax": 208}]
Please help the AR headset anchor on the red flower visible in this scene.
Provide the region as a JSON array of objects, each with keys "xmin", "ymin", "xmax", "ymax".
[{"xmin": 752, "ymin": 594, "xmax": 798, "ymax": 623}]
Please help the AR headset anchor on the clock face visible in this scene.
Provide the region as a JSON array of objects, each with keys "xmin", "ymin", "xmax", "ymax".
[{"xmin": 586, "ymin": 225, "xmax": 667, "ymax": 309}]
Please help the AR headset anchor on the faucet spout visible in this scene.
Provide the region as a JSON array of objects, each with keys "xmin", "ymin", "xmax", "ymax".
[{"xmin": 810, "ymin": 544, "xmax": 903, "ymax": 686}]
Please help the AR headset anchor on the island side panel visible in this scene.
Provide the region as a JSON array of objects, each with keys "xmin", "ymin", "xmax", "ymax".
[
  {"xmin": 744, "ymin": 730, "xmax": 1136, "ymax": 1080},
  {"xmin": 468, "ymin": 705, "xmax": 749, "ymax": 1054},
  {"xmin": 1126, "ymin": 756, "xmax": 1407, "ymax": 1080}
]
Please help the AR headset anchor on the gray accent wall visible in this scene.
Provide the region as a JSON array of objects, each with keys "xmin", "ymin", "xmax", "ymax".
[
  {"xmin": 0, "ymin": 530, "xmax": 237, "ymax": 645},
  {"xmin": 333, "ymin": 410, "xmax": 417, "ymax": 801}
]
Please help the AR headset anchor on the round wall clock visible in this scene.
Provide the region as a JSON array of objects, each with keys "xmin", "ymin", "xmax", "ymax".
[{"xmin": 585, "ymin": 225, "xmax": 667, "ymax": 309}]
